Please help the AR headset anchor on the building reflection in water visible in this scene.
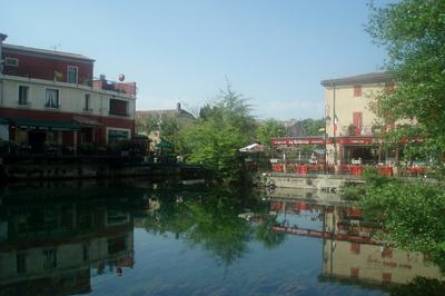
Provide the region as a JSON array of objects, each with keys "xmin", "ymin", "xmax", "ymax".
[
  {"xmin": 266, "ymin": 192, "xmax": 445, "ymax": 288},
  {"xmin": 0, "ymin": 198, "xmax": 135, "ymax": 295}
]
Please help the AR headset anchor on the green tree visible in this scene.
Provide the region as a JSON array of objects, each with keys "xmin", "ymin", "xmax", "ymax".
[
  {"xmin": 368, "ymin": 0, "xmax": 445, "ymax": 168},
  {"xmin": 256, "ymin": 119, "xmax": 285, "ymax": 147},
  {"xmin": 178, "ymin": 85, "xmax": 256, "ymax": 181}
]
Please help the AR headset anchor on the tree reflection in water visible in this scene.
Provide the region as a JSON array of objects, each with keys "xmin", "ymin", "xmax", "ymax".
[{"xmin": 142, "ymin": 186, "xmax": 284, "ymax": 265}]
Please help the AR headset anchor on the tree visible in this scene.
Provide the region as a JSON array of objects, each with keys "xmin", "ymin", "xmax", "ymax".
[
  {"xmin": 367, "ymin": 0, "xmax": 445, "ymax": 168},
  {"xmin": 256, "ymin": 119, "xmax": 285, "ymax": 147},
  {"xmin": 178, "ymin": 85, "xmax": 256, "ymax": 181}
]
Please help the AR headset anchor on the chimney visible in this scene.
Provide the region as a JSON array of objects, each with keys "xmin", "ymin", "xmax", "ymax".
[
  {"xmin": 176, "ymin": 102, "xmax": 181, "ymax": 113},
  {"xmin": 0, "ymin": 33, "xmax": 7, "ymax": 75}
]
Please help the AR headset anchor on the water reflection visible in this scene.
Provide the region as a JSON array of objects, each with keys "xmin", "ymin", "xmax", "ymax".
[
  {"xmin": 267, "ymin": 188, "xmax": 445, "ymax": 292},
  {"xmin": 0, "ymin": 184, "xmax": 444, "ymax": 295},
  {"xmin": 0, "ymin": 192, "xmax": 135, "ymax": 295}
]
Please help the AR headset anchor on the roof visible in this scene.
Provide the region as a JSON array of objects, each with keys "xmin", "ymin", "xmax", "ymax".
[
  {"xmin": 136, "ymin": 109, "xmax": 195, "ymax": 120},
  {"xmin": 321, "ymin": 71, "xmax": 393, "ymax": 87},
  {"xmin": 3, "ymin": 43, "xmax": 94, "ymax": 62}
]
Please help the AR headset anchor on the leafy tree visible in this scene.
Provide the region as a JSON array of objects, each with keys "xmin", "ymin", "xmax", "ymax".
[
  {"xmin": 367, "ymin": 0, "xmax": 445, "ymax": 169},
  {"xmin": 178, "ymin": 85, "xmax": 256, "ymax": 181},
  {"xmin": 256, "ymin": 119, "xmax": 285, "ymax": 146},
  {"xmin": 298, "ymin": 118, "xmax": 325, "ymax": 136}
]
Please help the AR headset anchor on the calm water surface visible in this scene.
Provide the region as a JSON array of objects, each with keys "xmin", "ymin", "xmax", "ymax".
[{"xmin": 0, "ymin": 183, "xmax": 444, "ymax": 296}]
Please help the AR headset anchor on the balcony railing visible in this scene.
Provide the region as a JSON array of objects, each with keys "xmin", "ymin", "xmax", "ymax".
[{"xmin": 93, "ymin": 78, "xmax": 137, "ymax": 97}]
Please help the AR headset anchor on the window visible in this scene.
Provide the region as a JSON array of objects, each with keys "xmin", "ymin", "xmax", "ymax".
[
  {"xmin": 82, "ymin": 244, "xmax": 89, "ymax": 262},
  {"xmin": 5, "ymin": 57, "xmax": 19, "ymax": 67},
  {"xmin": 45, "ymin": 89, "xmax": 59, "ymax": 109},
  {"xmin": 43, "ymin": 249, "xmax": 57, "ymax": 270},
  {"xmin": 16, "ymin": 253, "xmax": 27, "ymax": 274},
  {"xmin": 18, "ymin": 86, "xmax": 29, "ymax": 105},
  {"xmin": 108, "ymin": 236, "xmax": 128, "ymax": 255},
  {"xmin": 108, "ymin": 129, "xmax": 130, "ymax": 144},
  {"xmin": 109, "ymin": 99, "xmax": 129, "ymax": 116},
  {"xmin": 353, "ymin": 85, "xmax": 362, "ymax": 97},
  {"xmin": 67, "ymin": 65, "xmax": 78, "ymax": 84},
  {"xmin": 352, "ymin": 112, "xmax": 362, "ymax": 136},
  {"xmin": 84, "ymin": 94, "xmax": 91, "ymax": 111}
]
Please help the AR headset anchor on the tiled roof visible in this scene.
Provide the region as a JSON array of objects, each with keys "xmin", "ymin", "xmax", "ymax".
[
  {"xmin": 321, "ymin": 71, "xmax": 393, "ymax": 87},
  {"xmin": 3, "ymin": 43, "xmax": 94, "ymax": 61}
]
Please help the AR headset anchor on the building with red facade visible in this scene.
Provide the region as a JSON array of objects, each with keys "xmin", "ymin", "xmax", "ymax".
[{"xmin": 0, "ymin": 33, "xmax": 137, "ymax": 153}]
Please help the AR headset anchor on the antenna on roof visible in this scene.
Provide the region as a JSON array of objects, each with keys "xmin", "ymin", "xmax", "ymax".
[{"xmin": 51, "ymin": 43, "xmax": 61, "ymax": 51}]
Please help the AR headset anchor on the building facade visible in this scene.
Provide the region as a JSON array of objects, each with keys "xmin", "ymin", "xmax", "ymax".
[
  {"xmin": 136, "ymin": 103, "xmax": 195, "ymax": 151},
  {"xmin": 0, "ymin": 33, "xmax": 136, "ymax": 153},
  {"xmin": 321, "ymin": 72, "xmax": 395, "ymax": 165}
]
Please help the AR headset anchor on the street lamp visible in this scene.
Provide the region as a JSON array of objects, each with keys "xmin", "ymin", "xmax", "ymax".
[{"xmin": 324, "ymin": 116, "xmax": 331, "ymax": 174}]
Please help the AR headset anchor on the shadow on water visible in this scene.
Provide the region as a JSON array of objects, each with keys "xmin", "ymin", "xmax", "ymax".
[{"xmin": 0, "ymin": 181, "xmax": 444, "ymax": 295}]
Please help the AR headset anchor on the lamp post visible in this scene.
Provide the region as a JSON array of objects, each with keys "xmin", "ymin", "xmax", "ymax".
[
  {"xmin": 332, "ymin": 82, "xmax": 337, "ymax": 165},
  {"xmin": 324, "ymin": 116, "xmax": 331, "ymax": 175}
]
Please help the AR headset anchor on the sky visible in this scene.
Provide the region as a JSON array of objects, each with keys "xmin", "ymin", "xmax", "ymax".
[{"xmin": 0, "ymin": 0, "xmax": 391, "ymax": 120}]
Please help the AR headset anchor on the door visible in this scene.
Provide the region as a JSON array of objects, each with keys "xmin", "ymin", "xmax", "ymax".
[
  {"xmin": 352, "ymin": 112, "xmax": 362, "ymax": 136},
  {"xmin": 28, "ymin": 131, "xmax": 46, "ymax": 153}
]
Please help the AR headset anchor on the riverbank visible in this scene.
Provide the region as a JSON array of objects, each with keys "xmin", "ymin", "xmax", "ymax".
[{"xmin": 0, "ymin": 155, "xmax": 208, "ymax": 184}]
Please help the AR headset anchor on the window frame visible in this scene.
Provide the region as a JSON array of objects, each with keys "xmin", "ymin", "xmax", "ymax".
[
  {"xmin": 84, "ymin": 93, "xmax": 91, "ymax": 111},
  {"xmin": 43, "ymin": 249, "xmax": 57, "ymax": 270},
  {"xmin": 18, "ymin": 85, "xmax": 29, "ymax": 106},
  {"xmin": 109, "ymin": 98, "xmax": 129, "ymax": 116},
  {"xmin": 45, "ymin": 88, "xmax": 60, "ymax": 109},
  {"xmin": 5, "ymin": 57, "xmax": 19, "ymax": 67},
  {"xmin": 67, "ymin": 65, "xmax": 79, "ymax": 84},
  {"xmin": 353, "ymin": 85, "xmax": 362, "ymax": 97}
]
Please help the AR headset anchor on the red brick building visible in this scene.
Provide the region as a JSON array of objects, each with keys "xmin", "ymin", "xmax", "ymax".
[{"xmin": 0, "ymin": 33, "xmax": 137, "ymax": 153}]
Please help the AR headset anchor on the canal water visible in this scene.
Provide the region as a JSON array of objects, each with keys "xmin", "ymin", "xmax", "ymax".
[{"xmin": 0, "ymin": 182, "xmax": 444, "ymax": 296}]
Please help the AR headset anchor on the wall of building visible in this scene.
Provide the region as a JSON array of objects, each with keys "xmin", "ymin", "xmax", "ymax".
[
  {"xmin": 0, "ymin": 75, "xmax": 135, "ymax": 143},
  {"xmin": 324, "ymin": 83, "xmax": 385, "ymax": 138},
  {"xmin": 323, "ymin": 239, "xmax": 445, "ymax": 285},
  {"xmin": 2, "ymin": 49, "xmax": 93, "ymax": 84},
  {"xmin": 1, "ymin": 75, "xmax": 135, "ymax": 119}
]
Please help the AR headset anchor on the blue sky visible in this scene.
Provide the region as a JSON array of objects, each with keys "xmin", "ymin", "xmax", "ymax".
[{"xmin": 0, "ymin": 0, "xmax": 390, "ymax": 120}]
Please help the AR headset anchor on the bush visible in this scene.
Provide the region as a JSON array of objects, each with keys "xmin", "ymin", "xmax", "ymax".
[{"xmin": 361, "ymin": 180, "xmax": 445, "ymax": 256}]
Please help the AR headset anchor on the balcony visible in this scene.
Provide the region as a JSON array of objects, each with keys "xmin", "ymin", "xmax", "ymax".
[
  {"xmin": 93, "ymin": 77, "xmax": 136, "ymax": 97},
  {"xmin": 109, "ymin": 98, "xmax": 130, "ymax": 117}
]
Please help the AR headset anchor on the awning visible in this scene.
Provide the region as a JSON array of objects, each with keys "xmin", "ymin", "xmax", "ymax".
[
  {"xmin": 11, "ymin": 118, "xmax": 80, "ymax": 131},
  {"xmin": 73, "ymin": 116, "xmax": 103, "ymax": 127},
  {"xmin": 239, "ymin": 143, "xmax": 264, "ymax": 153}
]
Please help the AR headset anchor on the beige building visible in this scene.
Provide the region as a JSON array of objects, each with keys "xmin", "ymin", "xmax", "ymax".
[
  {"xmin": 136, "ymin": 103, "xmax": 195, "ymax": 151},
  {"xmin": 321, "ymin": 72, "xmax": 395, "ymax": 165},
  {"xmin": 322, "ymin": 204, "xmax": 445, "ymax": 287}
]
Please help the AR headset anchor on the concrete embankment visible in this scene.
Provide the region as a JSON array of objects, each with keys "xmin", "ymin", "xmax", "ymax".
[
  {"xmin": 0, "ymin": 157, "xmax": 207, "ymax": 183},
  {"xmin": 259, "ymin": 172, "xmax": 365, "ymax": 192}
]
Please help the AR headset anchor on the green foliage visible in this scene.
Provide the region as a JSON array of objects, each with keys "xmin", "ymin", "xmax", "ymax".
[
  {"xmin": 367, "ymin": 0, "xmax": 445, "ymax": 170},
  {"xmin": 179, "ymin": 85, "xmax": 256, "ymax": 181},
  {"xmin": 389, "ymin": 277, "xmax": 445, "ymax": 296},
  {"xmin": 360, "ymin": 180, "xmax": 445, "ymax": 260},
  {"xmin": 142, "ymin": 187, "xmax": 284, "ymax": 266},
  {"xmin": 256, "ymin": 119, "xmax": 286, "ymax": 146},
  {"xmin": 298, "ymin": 118, "xmax": 325, "ymax": 136},
  {"xmin": 254, "ymin": 215, "xmax": 286, "ymax": 249}
]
